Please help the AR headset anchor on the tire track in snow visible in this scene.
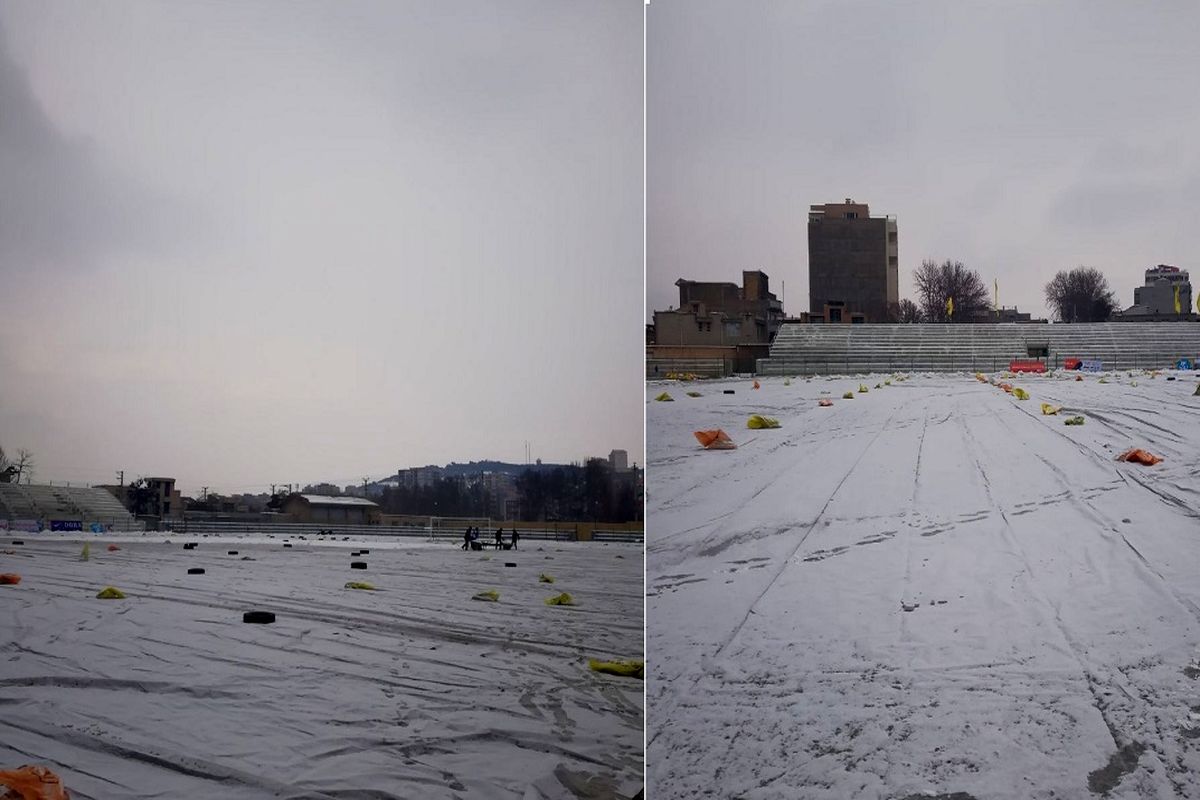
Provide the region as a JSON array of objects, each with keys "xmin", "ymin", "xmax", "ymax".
[
  {"xmin": 957, "ymin": 410, "xmax": 1181, "ymax": 797},
  {"xmin": 1009, "ymin": 393, "xmax": 1200, "ymax": 523},
  {"xmin": 714, "ymin": 405, "xmax": 902, "ymax": 657},
  {"xmin": 646, "ymin": 406, "xmax": 901, "ymax": 750}
]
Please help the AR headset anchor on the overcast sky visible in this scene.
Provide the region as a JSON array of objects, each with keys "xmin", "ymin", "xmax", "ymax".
[
  {"xmin": 0, "ymin": 1, "xmax": 642, "ymax": 497},
  {"xmin": 648, "ymin": 0, "xmax": 1200, "ymax": 321}
]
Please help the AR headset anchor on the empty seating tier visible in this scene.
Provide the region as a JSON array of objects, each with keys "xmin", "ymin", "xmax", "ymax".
[{"xmin": 757, "ymin": 322, "xmax": 1200, "ymax": 375}]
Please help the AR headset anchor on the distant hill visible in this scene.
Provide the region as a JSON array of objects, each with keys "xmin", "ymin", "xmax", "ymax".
[{"xmin": 439, "ymin": 460, "xmax": 575, "ymax": 477}]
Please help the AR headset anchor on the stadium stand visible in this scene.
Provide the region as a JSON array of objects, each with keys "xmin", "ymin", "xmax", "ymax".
[
  {"xmin": 0, "ymin": 483, "xmax": 142, "ymax": 530},
  {"xmin": 756, "ymin": 322, "xmax": 1200, "ymax": 375}
]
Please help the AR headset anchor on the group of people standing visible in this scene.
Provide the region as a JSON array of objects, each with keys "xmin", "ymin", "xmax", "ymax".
[{"xmin": 461, "ymin": 526, "xmax": 519, "ymax": 550}]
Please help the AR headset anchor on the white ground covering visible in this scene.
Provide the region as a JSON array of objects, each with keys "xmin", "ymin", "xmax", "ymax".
[
  {"xmin": 0, "ymin": 535, "xmax": 643, "ymax": 799},
  {"xmin": 647, "ymin": 370, "xmax": 1200, "ymax": 800}
]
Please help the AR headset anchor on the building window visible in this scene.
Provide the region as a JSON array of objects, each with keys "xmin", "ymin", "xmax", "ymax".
[
  {"xmin": 845, "ymin": 212, "xmax": 857, "ymax": 219},
  {"xmin": 829, "ymin": 308, "xmax": 843, "ymax": 322}
]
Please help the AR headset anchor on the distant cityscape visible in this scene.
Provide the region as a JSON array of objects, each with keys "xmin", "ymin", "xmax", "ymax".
[
  {"xmin": 648, "ymin": 197, "xmax": 1197, "ymax": 376},
  {"xmin": 0, "ymin": 448, "xmax": 642, "ymax": 530}
]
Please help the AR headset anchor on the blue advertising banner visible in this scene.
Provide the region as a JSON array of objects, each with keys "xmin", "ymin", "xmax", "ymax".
[
  {"xmin": 1080, "ymin": 360, "xmax": 1104, "ymax": 372},
  {"xmin": 50, "ymin": 520, "xmax": 83, "ymax": 532}
]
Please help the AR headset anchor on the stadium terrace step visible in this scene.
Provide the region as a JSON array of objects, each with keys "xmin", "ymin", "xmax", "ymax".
[{"xmin": 757, "ymin": 322, "xmax": 1200, "ymax": 374}]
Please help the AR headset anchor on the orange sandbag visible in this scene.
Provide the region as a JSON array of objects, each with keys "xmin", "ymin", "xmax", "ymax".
[
  {"xmin": 694, "ymin": 429, "xmax": 737, "ymax": 450},
  {"xmin": 0, "ymin": 764, "xmax": 70, "ymax": 799},
  {"xmin": 999, "ymin": 383, "xmax": 1013, "ymax": 393},
  {"xmin": 1116, "ymin": 448, "xmax": 1163, "ymax": 466},
  {"xmin": 752, "ymin": 380, "xmax": 760, "ymax": 389},
  {"xmin": 106, "ymin": 544, "xmax": 120, "ymax": 552},
  {"xmin": 0, "ymin": 574, "xmax": 20, "ymax": 586},
  {"xmin": 818, "ymin": 399, "xmax": 833, "ymax": 407}
]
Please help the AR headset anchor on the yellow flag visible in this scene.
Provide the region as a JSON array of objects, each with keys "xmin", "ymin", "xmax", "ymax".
[
  {"xmin": 1175, "ymin": 284, "xmax": 1182, "ymax": 314},
  {"xmin": 946, "ymin": 296, "xmax": 954, "ymax": 318}
]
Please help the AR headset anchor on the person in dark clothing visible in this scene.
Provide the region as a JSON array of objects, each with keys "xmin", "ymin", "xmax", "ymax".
[
  {"xmin": 511, "ymin": 528, "xmax": 519, "ymax": 549},
  {"xmin": 462, "ymin": 527, "xmax": 471, "ymax": 551},
  {"xmin": 495, "ymin": 527, "xmax": 503, "ymax": 548}
]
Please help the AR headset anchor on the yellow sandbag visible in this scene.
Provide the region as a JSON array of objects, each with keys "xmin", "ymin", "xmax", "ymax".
[
  {"xmin": 1040, "ymin": 403, "xmax": 1061, "ymax": 415},
  {"xmin": 783, "ymin": 379, "xmax": 791, "ymax": 386},
  {"xmin": 1012, "ymin": 387, "xmax": 1029, "ymax": 400},
  {"xmin": 80, "ymin": 543, "xmax": 90, "ymax": 561},
  {"xmin": 0, "ymin": 764, "xmax": 70, "ymax": 800},
  {"xmin": 654, "ymin": 392, "xmax": 673, "ymax": 402},
  {"xmin": 344, "ymin": 581, "xmax": 376, "ymax": 590},
  {"xmin": 747, "ymin": 415, "xmax": 780, "ymax": 429},
  {"xmin": 842, "ymin": 391, "xmax": 854, "ymax": 399},
  {"xmin": 472, "ymin": 589, "xmax": 500, "ymax": 602},
  {"xmin": 1064, "ymin": 416, "xmax": 1085, "ymax": 426},
  {"xmin": 858, "ymin": 384, "xmax": 869, "ymax": 393},
  {"xmin": 539, "ymin": 573, "xmax": 555, "ymax": 583},
  {"xmin": 96, "ymin": 586, "xmax": 126, "ymax": 599},
  {"xmin": 544, "ymin": 592, "xmax": 575, "ymax": 606},
  {"xmin": 686, "ymin": 391, "xmax": 701, "ymax": 397},
  {"xmin": 588, "ymin": 659, "xmax": 644, "ymax": 679},
  {"xmin": 884, "ymin": 379, "xmax": 892, "ymax": 385}
]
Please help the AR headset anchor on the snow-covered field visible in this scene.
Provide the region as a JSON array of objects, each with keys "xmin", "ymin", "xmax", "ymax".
[
  {"xmin": 0, "ymin": 535, "xmax": 643, "ymax": 799},
  {"xmin": 646, "ymin": 371, "xmax": 1200, "ymax": 800}
]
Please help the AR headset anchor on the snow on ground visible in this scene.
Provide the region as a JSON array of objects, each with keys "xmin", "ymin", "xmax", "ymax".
[
  {"xmin": 646, "ymin": 370, "xmax": 1200, "ymax": 800},
  {"xmin": 0, "ymin": 535, "xmax": 643, "ymax": 799}
]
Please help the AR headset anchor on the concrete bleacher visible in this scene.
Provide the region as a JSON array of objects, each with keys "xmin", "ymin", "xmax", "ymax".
[
  {"xmin": 756, "ymin": 322, "xmax": 1200, "ymax": 375},
  {"xmin": 0, "ymin": 483, "xmax": 142, "ymax": 530}
]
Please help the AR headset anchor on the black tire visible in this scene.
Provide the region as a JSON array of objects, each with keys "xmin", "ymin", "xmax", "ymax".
[
  {"xmin": 723, "ymin": 389, "xmax": 735, "ymax": 394},
  {"xmin": 359, "ymin": 549, "xmax": 369, "ymax": 554},
  {"xmin": 243, "ymin": 611, "xmax": 275, "ymax": 624},
  {"xmin": 504, "ymin": 562, "xmax": 517, "ymax": 568},
  {"xmin": 187, "ymin": 568, "xmax": 205, "ymax": 575},
  {"xmin": 283, "ymin": 543, "xmax": 293, "ymax": 548},
  {"xmin": 183, "ymin": 543, "xmax": 196, "ymax": 550},
  {"xmin": 351, "ymin": 561, "xmax": 367, "ymax": 569},
  {"xmin": 351, "ymin": 551, "xmax": 360, "ymax": 557},
  {"xmin": 11, "ymin": 540, "xmax": 23, "ymax": 545},
  {"xmin": 227, "ymin": 550, "xmax": 238, "ymax": 555}
]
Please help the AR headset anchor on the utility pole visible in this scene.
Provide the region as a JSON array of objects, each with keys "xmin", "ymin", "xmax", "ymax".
[
  {"xmin": 117, "ymin": 470, "xmax": 124, "ymax": 487},
  {"xmin": 201, "ymin": 486, "xmax": 208, "ymax": 502},
  {"xmin": 362, "ymin": 477, "xmax": 369, "ymax": 496},
  {"xmin": 271, "ymin": 484, "xmax": 276, "ymax": 496}
]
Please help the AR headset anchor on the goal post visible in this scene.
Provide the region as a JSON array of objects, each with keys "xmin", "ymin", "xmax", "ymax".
[{"xmin": 428, "ymin": 516, "xmax": 492, "ymax": 541}]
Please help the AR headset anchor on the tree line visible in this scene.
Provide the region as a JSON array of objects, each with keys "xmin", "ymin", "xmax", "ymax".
[
  {"xmin": 368, "ymin": 463, "xmax": 641, "ymax": 523},
  {"xmin": 896, "ymin": 260, "xmax": 1118, "ymax": 323}
]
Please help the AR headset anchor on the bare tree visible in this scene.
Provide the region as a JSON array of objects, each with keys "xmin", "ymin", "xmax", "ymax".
[
  {"xmin": 913, "ymin": 260, "xmax": 990, "ymax": 323},
  {"xmin": 14, "ymin": 448, "xmax": 34, "ymax": 484},
  {"xmin": 1044, "ymin": 267, "xmax": 1118, "ymax": 323},
  {"xmin": 897, "ymin": 298, "xmax": 923, "ymax": 323}
]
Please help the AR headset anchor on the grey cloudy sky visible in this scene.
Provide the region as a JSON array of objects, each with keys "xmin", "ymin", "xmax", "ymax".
[
  {"xmin": 0, "ymin": 1, "xmax": 642, "ymax": 497},
  {"xmin": 648, "ymin": 0, "xmax": 1200, "ymax": 321}
]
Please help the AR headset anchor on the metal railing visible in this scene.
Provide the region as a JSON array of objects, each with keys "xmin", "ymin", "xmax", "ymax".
[{"xmin": 172, "ymin": 519, "xmax": 579, "ymax": 541}]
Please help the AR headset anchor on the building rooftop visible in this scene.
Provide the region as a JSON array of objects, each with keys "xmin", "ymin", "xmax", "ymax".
[{"xmin": 296, "ymin": 494, "xmax": 379, "ymax": 507}]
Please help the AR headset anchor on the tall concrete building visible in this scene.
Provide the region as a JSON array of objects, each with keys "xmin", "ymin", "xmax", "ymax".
[
  {"xmin": 1127, "ymin": 265, "xmax": 1192, "ymax": 316},
  {"xmin": 808, "ymin": 199, "xmax": 898, "ymax": 323}
]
